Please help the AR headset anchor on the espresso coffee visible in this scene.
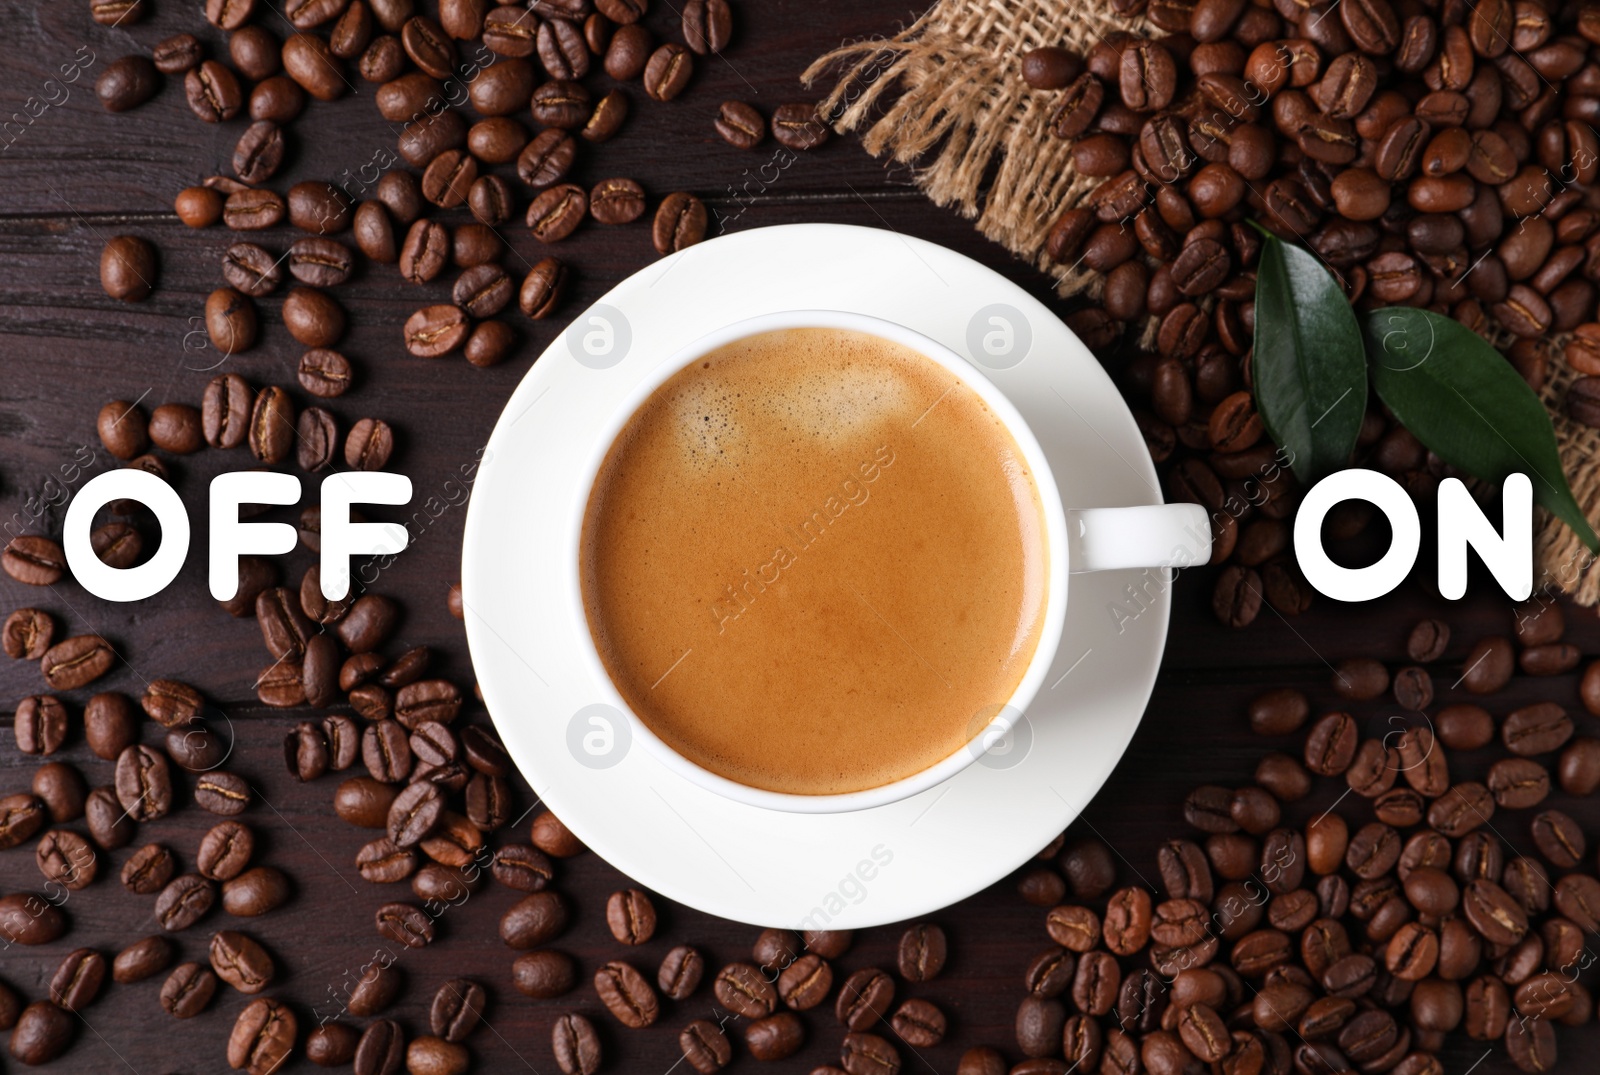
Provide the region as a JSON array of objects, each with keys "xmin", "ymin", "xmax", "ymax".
[{"xmin": 580, "ymin": 327, "xmax": 1049, "ymax": 795}]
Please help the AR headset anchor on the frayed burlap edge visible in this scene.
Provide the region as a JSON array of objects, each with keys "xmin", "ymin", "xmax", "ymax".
[
  {"xmin": 803, "ymin": 1, "xmax": 1600, "ymax": 603},
  {"xmin": 1535, "ymin": 358, "xmax": 1600, "ymax": 604},
  {"xmin": 800, "ymin": 0, "xmax": 1145, "ymax": 305}
]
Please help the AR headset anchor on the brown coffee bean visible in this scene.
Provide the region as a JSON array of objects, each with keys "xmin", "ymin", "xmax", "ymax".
[
  {"xmin": 595, "ymin": 960, "xmax": 660, "ymax": 1027},
  {"xmin": 112, "ymin": 935, "xmax": 175, "ymax": 985},
  {"xmin": 158, "ymin": 961, "xmax": 218, "ymax": 1019},
  {"xmin": 1503, "ymin": 701, "xmax": 1573, "ymax": 755},
  {"xmin": 680, "ymin": 1019, "xmax": 731, "ymax": 1074},
  {"xmin": 712, "ymin": 961, "xmax": 778, "ymax": 1020},
  {"xmin": 9, "ymin": 1000, "xmax": 73, "ymax": 1063},
  {"xmin": 553, "ymin": 1013, "xmax": 601, "ymax": 1075},
  {"xmin": 4, "ymin": 536, "xmax": 67, "ymax": 587},
  {"xmin": 841, "ymin": 1032, "xmax": 900, "ymax": 1075},
  {"xmin": 499, "ymin": 890, "xmax": 568, "ymax": 950}
]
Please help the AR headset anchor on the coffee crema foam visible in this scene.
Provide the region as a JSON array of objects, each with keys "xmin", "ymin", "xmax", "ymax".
[{"xmin": 580, "ymin": 328, "xmax": 1048, "ymax": 795}]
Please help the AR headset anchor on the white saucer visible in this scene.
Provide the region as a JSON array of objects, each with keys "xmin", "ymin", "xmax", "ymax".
[{"xmin": 462, "ymin": 223, "xmax": 1172, "ymax": 928}]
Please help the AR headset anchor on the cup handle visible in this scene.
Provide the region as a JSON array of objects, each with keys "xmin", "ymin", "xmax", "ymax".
[{"xmin": 1068, "ymin": 504, "xmax": 1212, "ymax": 574}]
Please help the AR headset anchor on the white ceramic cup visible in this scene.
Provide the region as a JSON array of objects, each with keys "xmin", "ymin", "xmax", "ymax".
[{"xmin": 569, "ymin": 310, "xmax": 1209, "ymax": 814}]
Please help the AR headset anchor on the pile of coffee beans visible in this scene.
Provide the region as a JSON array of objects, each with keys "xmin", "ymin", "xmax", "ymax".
[
  {"xmin": 1018, "ymin": 0, "xmax": 1600, "ymax": 626},
  {"xmin": 976, "ymin": 597, "xmax": 1600, "ymax": 1075},
  {"xmin": 11, "ymin": 0, "xmax": 853, "ymax": 1070},
  {"xmin": 1, "ymin": 581, "xmax": 309, "ymax": 1063},
  {"xmin": 97, "ymin": 0, "xmax": 829, "ymax": 371}
]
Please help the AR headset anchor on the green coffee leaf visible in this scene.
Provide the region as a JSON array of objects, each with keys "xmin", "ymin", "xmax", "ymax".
[
  {"xmin": 1250, "ymin": 230, "xmax": 1368, "ymax": 484},
  {"xmin": 1363, "ymin": 306, "xmax": 1598, "ymax": 553}
]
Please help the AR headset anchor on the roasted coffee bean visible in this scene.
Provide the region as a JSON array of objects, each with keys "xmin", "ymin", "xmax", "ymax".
[
  {"xmin": 530, "ymin": 79, "xmax": 591, "ymax": 129},
  {"xmin": 500, "ymin": 891, "xmax": 568, "ymax": 949},
  {"xmin": 760, "ymin": 953, "xmax": 825, "ymax": 1018},
  {"xmin": 680, "ymin": 1019, "xmax": 731, "ymax": 1074},
  {"xmin": 518, "ymin": 257, "xmax": 569, "ymax": 320},
  {"xmin": 649, "ymin": 945, "xmax": 704, "ymax": 1002},
  {"xmin": 210, "ymin": 929, "xmax": 274, "ymax": 994},
  {"xmin": 400, "ymin": 218, "xmax": 450, "ymax": 283},
  {"xmin": 552, "ymin": 1013, "xmax": 602, "ymax": 1075},
  {"xmin": 422, "ymin": 149, "xmax": 477, "ymax": 210},
  {"xmin": 1460, "ymin": 636, "xmax": 1514, "ymax": 692},
  {"xmin": 85, "ymin": 784, "xmax": 135, "ymax": 849},
  {"xmin": 5, "ymin": 536, "xmax": 67, "ymax": 586},
  {"xmin": 140, "ymin": 678, "xmax": 202, "ymax": 729},
  {"xmin": 713, "ymin": 961, "xmax": 778, "ymax": 1019},
  {"xmin": 351, "ymin": 1017, "xmax": 405, "ymax": 1075},
  {"xmin": 15, "ymin": 695, "xmax": 68, "ymax": 756},
  {"xmin": 186, "ymin": 59, "xmax": 242, "ymax": 120},
  {"xmin": 1023, "ymin": 947, "xmax": 1076, "ymax": 1000},
  {"xmin": 1301, "ymin": 711, "xmax": 1356, "ymax": 776},
  {"xmin": 1429, "ymin": 781, "xmax": 1496, "ymax": 838},
  {"xmin": 405, "ymin": 304, "xmax": 470, "ymax": 357},
  {"xmin": 156, "ymin": 874, "xmax": 217, "ymax": 931},
  {"xmin": 375, "ymin": 901, "xmax": 434, "ymax": 949},
  {"xmin": 1488, "ymin": 757, "xmax": 1551, "ymax": 808},
  {"xmin": 98, "ymin": 54, "xmax": 160, "ymax": 112},
  {"xmin": 641, "ymin": 42, "xmax": 693, "ymax": 101},
  {"xmin": 451, "ymin": 264, "xmax": 513, "ymax": 320},
  {"xmin": 505, "ymin": 949, "xmax": 576, "ymax": 1001},
  {"xmin": 1502, "ymin": 702, "xmax": 1572, "ymax": 755},
  {"xmin": 226, "ymin": 999, "xmax": 296, "ymax": 1075},
  {"xmin": 160, "ymin": 961, "xmax": 218, "ymax": 1018},
  {"xmin": 307, "ymin": 1024, "xmax": 361, "ymax": 1066},
  {"xmin": 1016, "ymin": 995, "xmax": 1067, "ymax": 1056},
  {"xmin": 356, "ymin": 835, "xmax": 416, "ymax": 883},
  {"xmin": 526, "ymin": 182, "xmax": 589, "ymax": 243},
  {"xmin": 221, "ymin": 865, "xmax": 290, "ymax": 917},
  {"xmin": 197, "ymin": 820, "xmax": 254, "ymax": 882},
  {"xmin": 36, "ymin": 828, "xmax": 97, "ymax": 891},
  {"xmin": 113, "ymin": 934, "xmax": 175, "ymax": 985},
  {"xmin": 1530, "ymin": 808, "xmax": 1585, "ymax": 868},
  {"xmin": 100, "ymin": 234, "xmax": 157, "ymax": 302},
  {"xmin": 96, "ymin": 400, "xmax": 148, "ymax": 459},
  {"xmin": 146, "ymin": 403, "xmax": 203, "ymax": 454},
  {"xmin": 114, "ymin": 743, "xmax": 173, "ymax": 821},
  {"xmin": 281, "ymin": 285, "xmax": 345, "ymax": 347},
  {"xmin": 889, "ymin": 922, "xmax": 947, "ymax": 981},
  {"xmin": 0, "ymin": 793, "xmax": 47, "ymax": 851},
  {"xmin": 1433, "ymin": 703, "xmax": 1493, "ymax": 751},
  {"xmin": 154, "ymin": 32, "xmax": 203, "ymax": 72},
  {"xmin": 593, "ymin": 887, "xmax": 655, "ymax": 946},
  {"xmin": 32, "ymin": 764, "xmax": 84, "ymax": 825},
  {"xmin": 223, "ymin": 188, "xmax": 285, "ymax": 231},
  {"xmin": 713, "ymin": 99, "xmax": 766, "ymax": 148},
  {"xmin": 772, "ymin": 101, "xmax": 829, "ymax": 149},
  {"xmin": 579, "ymin": 178, "xmax": 647, "ymax": 229},
  {"xmin": 406, "ymin": 1036, "xmax": 469, "ymax": 1075},
  {"xmin": 386, "ymin": 780, "xmax": 443, "ymax": 847},
  {"xmin": 9, "ymin": 1001, "xmax": 73, "ymax": 1064},
  {"xmin": 841, "ymin": 1032, "xmax": 900, "ymax": 1075},
  {"xmin": 193, "ymin": 770, "xmax": 250, "ymax": 815},
  {"xmin": 733, "ymin": 1012, "xmax": 801, "ymax": 1060},
  {"xmin": 682, "ymin": 0, "xmax": 732, "ymax": 53},
  {"xmin": 198, "ymin": 373, "xmax": 253, "ymax": 453},
  {"xmin": 595, "ymin": 960, "xmax": 660, "ymax": 1027},
  {"xmin": 87, "ymin": 521, "xmax": 139, "ymax": 569},
  {"xmin": 340, "ymin": 416, "xmax": 394, "ymax": 472},
  {"xmin": 336, "ymin": 776, "xmax": 398, "ymax": 829},
  {"xmin": 287, "ymin": 236, "xmax": 354, "ymax": 287}
]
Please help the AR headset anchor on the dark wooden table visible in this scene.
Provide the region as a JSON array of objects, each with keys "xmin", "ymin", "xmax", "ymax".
[{"xmin": 2, "ymin": 2, "xmax": 1597, "ymax": 1072}]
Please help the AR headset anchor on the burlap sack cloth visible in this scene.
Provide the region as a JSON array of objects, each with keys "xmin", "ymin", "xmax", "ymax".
[{"xmin": 802, "ymin": 0, "xmax": 1600, "ymax": 603}]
